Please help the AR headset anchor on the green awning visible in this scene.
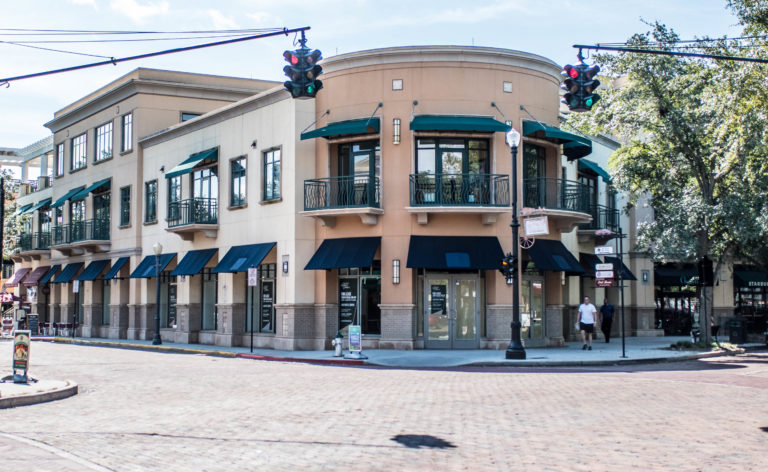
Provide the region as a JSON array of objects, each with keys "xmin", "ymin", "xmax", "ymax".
[
  {"xmin": 410, "ymin": 115, "xmax": 510, "ymax": 132},
  {"xmin": 50, "ymin": 186, "xmax": 86, "ymax": 208},
  {"xmin": 578, "ymin": 159, "xmax": 611, "ymax": 182},
  {"xmin": 523, "ymin": 121, "xmax": 592, "ymax": 160},
  {"xmin": 26, "ymin": 197, "xmax": 53, "ymax": 214},
  {"xmin": 166, "ymin": 148, "xmax": 218, "ymax": 179},
  {"xmin": 13, "ymin": 203, "xmax": 34, "ymax": 216},
  {"xmin": 301, "ymin": 118, "xmax": 380, "ymax": 140},
  {"xmin": 71, "ymin": 178, "xmax": 111, "ymax": 201},
  {"xmin": 734, "ymin": 270, "xmax": 768, "ymax": 287}
]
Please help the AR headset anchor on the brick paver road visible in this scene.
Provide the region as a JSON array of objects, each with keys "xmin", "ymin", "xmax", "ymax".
[{"xmin": 1, "ymin": 341, "xmax": 767, "ymax": 471}]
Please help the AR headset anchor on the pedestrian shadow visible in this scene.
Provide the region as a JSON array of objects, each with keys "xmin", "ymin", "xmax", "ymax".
[{"xmin": 391, "ymin": 434, "xmax": 456, "ymax": 449}]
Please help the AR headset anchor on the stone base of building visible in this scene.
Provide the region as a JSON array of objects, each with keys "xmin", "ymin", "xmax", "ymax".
[
  {"xmin": 378, "ymin": 304, "xmax": 415, "ymax": 350},
  {"xmin": 273, "ymin": 304, "xmax": 325, "ymax": 351}
]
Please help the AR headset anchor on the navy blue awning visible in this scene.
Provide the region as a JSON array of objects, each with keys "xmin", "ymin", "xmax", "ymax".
[
  {"xmin": 526, "ymin": 239, "xmax": 585, "ymax": 275},
  {"xmin": 130, "ymin": 253, "xmax": 176, "ymax": 278},
  {"xmin": 103, "ymin": 257, "xmax": 130, "ymax": 280},
  {"xmin": 579, "ymin": 252, "xmax": 603, "ymax": 277},
  {"xmin": 76, "ymin": 260, "xmax": 109, "ymax": 281},
  {"xmin": 654, "ymin": 265, "xmax": 697, "ymax": 286},
  {"xmin": 406, "ymin": 236, "xmax": 503, "ymax": 270},
  {"xmin": 40, "ymin": 265, "xmax": 60, "ymax": 284},
  {"xmin": 52, "ymin": 262, "xmax": 84, "ymax": 284},
  {"xmin": 213, "ymin": 243, "xmax": 276, "ymax": 273},
  {"xmin": 171, "ymin": 248, "xmax": 218, "ymax": 276},
  {"xmin": 306, "ymin": 237, "xmax": 381, "ymax": 270},
  {"xmin": 603, "ymin": 256, "xmax": 637, "ymax": 281}
]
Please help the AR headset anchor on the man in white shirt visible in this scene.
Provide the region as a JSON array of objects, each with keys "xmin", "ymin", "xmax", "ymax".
[{"xmin": 578, "ymin": 296, "xmax": 598, "ymax": 350}]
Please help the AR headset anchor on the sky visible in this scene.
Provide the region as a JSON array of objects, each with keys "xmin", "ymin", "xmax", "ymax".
[{"xmin": 0, "ymin": 0, "xmax": 743, "ymax": 148}]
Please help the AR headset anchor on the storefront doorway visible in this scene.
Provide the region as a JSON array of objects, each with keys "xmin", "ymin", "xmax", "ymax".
[
  {"xmin": 521, "ymin": 276, "xmax": 545, "ymax": 341},
  {"xmin": 424, "ymin": 275, "xmax": 480, "ymax": 349}
]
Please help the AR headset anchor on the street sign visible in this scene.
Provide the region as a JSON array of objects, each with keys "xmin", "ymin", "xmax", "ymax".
[
  {"xmin": 247, "ymin": 267, "xmax": 258, "ymax": 287},
  {"xmin": 596, "ymin": 279, "xmax": 615, "ymax": 287},
  {"xmin": 595, "ymin": 270, "xmax": 614, "ymax": 279},
  {"xmin": 73, "ymin": 280, "xmax": 79, "ymax": 293},
  {"xmin": 595, "ymin": 263, "xmax": 613, "ymax": 271},
  {"xmin": 595, "ymin": 245, "xmax": 615, "ymax": 255}
]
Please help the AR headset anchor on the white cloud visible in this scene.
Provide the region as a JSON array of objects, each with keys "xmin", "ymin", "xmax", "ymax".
[
  {"xmin": 207, "ymin": 9, "xmax": 239, "ymax": 29},
  {"xmin": 246, "ymin": 11, "xmax": 283, "ymax": 26},
  {"xmin": 69, "ymin": 0, "xmax": 97, "ymax": 6},
  {"xmin": 378, "ymin": 1, "xmax": 533, "ymax": 27},
  {"xmin": 110, "ymin": 0, "xmax": 169, "ymax": 23}
]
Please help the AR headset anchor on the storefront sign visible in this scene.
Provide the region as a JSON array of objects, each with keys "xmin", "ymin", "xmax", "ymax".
[
  {"xmin": 595, "ymin": 246, "xmax": 615, "ymax": 255},
  {"xmin": 524, "ymin": 216, "xmax": 549, "ymax": 236},
  {"xmin": 27, "ymin": 286, "xmax": 38, "ymax": 304},
  {"xmin": 1, "ymin": 292, "xmax": 14, "ymax": 303},
  {"xmin": 247, "ymin": 267, "xmax": 258, "ymax": 287},
  {"xmin": 596, "ymin": 279, "xmax": 615, "ymax": 287},
  {"xmin": 748, "ymin": 281, "xmax": 768, "ymax": 287},
  {"xmin": 595, "ymin": 263, "xmax": 613, "ymax": 271},
  {"xmin": 339, "ymin": 279, "xmax": 357, "ymax": 328},
  {"xmin": 348, "ymin": 324, "xmax": 362, "ymax": 352},
  {"xmin": 13, "ymin": 330, "xmax": 31, "ymax": 379},
  {"xmin": 260, "ymin": 281, "xmax": 274, "ymax": 332},
  {"xmin": 595, "ymin": 270, "xmax": 614, "ymax": 279},
  {"xmin": 430, "ymin": 284, "xmax": 447, "ymax": 315}
]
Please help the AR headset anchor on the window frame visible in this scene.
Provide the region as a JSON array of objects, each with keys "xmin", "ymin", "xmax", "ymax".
[
  {"xmin": 95, "ymin": 120, "xmax": 113, "ymax": 162},
  {"xmin": 121, "ymin": 112, "xmax": 133, "ymax": 153},
  {"xmin": 119, "ymin": 186, "xmax": 131, "ymax": 227},
  {"xmin": 230, "ymin": 155, "xmax": 247, "ymax": 207},
  {"xmin": 70, "ymin": 132, "xmax": 87, "ymax": 172},
  {"xmin": 55, "ymin": 142, "xmax": 65, "ymax": 177},
  {"xmin": 263, "ymin": 147, "xmax": 281, "ymax": 201},
  {"xmin": 144, "ymin": 180, "xmax": 158, "ymax": 223}
]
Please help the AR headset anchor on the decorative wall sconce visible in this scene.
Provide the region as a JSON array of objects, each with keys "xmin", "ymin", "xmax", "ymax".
[
  {"xmin": 282, "ymin": 260, "xmax": 289, "ymax": 274},
  {"xmin": 393, "ymin": 259, "xmax": 400, "ymax": 284},
  {"xmin": 393, "ymin": 118, "xmax": 401, "ymax": 145}
]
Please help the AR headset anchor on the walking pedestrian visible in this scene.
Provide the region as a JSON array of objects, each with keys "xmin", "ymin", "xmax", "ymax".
[
  {"xmin": 600, "ymin": 299, "xmax": 615, "ymax": 343},
  {"xmin": 578, "ymin": 296, "xmax": 598, "ymax": 350}
]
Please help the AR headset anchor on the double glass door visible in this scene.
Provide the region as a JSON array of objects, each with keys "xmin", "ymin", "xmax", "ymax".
[
  {"xmin": 521, "ymin": 276, "xmax": 545, "ymax": 340},
  {"xmin": 425, "ymin": 275, "xmax": 479, "ymax": 349}
]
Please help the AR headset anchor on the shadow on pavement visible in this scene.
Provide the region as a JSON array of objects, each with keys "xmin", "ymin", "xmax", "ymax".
[{"xmin": 391, "ymin": 434, "xmax": 456, "ymax": 449}]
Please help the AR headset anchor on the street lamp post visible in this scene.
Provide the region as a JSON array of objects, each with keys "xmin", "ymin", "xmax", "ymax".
[
  {"xmin": 505, "ymin": 127, "xmax": 526, "ymax": 359},
  {"xmin": 152, "ymin": 242, "xmax": 163, "ymax": 345}
]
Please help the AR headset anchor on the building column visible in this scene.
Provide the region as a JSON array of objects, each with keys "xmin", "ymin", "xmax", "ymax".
[{"xmin": 379, "ymin": 303, "xmax": 415, "ymax": 350}]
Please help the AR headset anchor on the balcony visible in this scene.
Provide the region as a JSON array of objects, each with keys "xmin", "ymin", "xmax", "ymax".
[
  {"xmin": 166, "ymin": 197, "xmax": 218, "ymax": 240},
  {"xmin": 406, "ymin": 173, "xmax": 510, "ymax": 225},
  {"xmin": 578, "ymin": 204, "xmax": 620, "ymax": 242},
  {"xmin": 521, "ymin": 178, "xmax": 592, "ymax": 233},
  {"xmin": 301, "ymin": 176, "xmax": 383, "ymax": 226},
  {"xmin": 51, "ymin": 218, "xmax": 110, "ymax": 254},
  {"xmin": 11, "ymin": 231, "xmax": 51, "ymax": 261}
]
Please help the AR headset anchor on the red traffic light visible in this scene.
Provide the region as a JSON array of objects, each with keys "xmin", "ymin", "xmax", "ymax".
[{"xmin": 283, "ymin": 50, "xmax": 299, "ymax": 65}]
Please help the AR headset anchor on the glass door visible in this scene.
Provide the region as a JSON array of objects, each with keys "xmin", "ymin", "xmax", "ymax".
[
  {"xmin": 425, "ymin": 275, "xmax": 479, "ymax": 349},
  {"xmin": 521, "ymin": 277, "xmax": 545, "ymax": 340}
]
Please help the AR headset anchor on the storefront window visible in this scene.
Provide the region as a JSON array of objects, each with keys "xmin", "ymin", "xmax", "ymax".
[
  {"xmin": 338, "ymin": 262, "xmax": 381, "ymax": 334},
  {"xmin": 102, "ymin": 279, "xmax": 111, "ymax": 325},
  {"xmin": 159, "ymin": 271, "xmax": 177, "ymax": 329},
  {"xmin": 201, "ymin": 269, "xmax": 217, "ymax": 331},
  {"xmin": 246, "ymin": 263, "xmax": 276, "ymax": 334}
]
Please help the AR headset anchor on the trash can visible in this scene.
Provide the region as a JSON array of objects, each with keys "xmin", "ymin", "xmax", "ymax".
[{"xmin": 728, "ymin": 317, "xmax": 747, "ymax": 344}]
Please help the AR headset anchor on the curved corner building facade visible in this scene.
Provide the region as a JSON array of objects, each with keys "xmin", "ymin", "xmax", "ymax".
[{"xmin": 8, "ymin": 46, "xmax": 666, "ymax": 350}]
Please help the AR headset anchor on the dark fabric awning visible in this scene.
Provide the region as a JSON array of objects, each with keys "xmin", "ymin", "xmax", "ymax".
[
  {"xmin": 71, "ymin": 178, "xmax": 111, "ymax": 201},
  {"xmin": 301, "ymin": 117, "xmax": 381, "ymax": 140},
  {"xmin": 76, "ymin": 260, "xmax": 110, "ymax": 281},
  {"xmin": 213, "ymin": 242, "xmax": 276, "ymax": 273},
  {"xmin": 410, "ymin": 115, "xmax": 510, "ymax": 133},
  {"xmin": 130, "ymin": 253, "xmax": 176, "ymax": 278},
  {"xmin": 13, "ymin": 203, "xmax": 33, "ymax": 216},
  {"xmin": 5, "ymin": 267, "xmax": 32, "ymax": 287},
  {"xmin": 522, "ymin": 120, "xmax": 592, "ymax": 160},
  {"xmin": 306, "ymin": 237, "xmax": 381, "ymax": 270},
  {"xmin": 603, "ymin": 256, "xmax": 637, "ymax": 281},
  {"xmin": 27, "ymin": 197, "xmax": 53, "ymax": 214},
  {"xmin": 526, "ymin": 239, "xmax": 585, "ymax": 275},
  {"xmin": 171, "ymin": 248, "xmax": 218, "ymax": 276},
  {"xmin": 654, "ymin": 264, "xmax": 697, "ymax": 286},
  {"xmin": 52, "ymin": 262, "xmax": 84, "ymax": 284},
  {"xmin": 166, "ymin": 148, "xmax": 218, "ymax": 179},
  {"xmin": 406, "ymin": 236, "xmax": 503, "ymax": 270},
  {"xmin": 577, "ymin": 159, "xmax": 610, "ymax": 182},
  {"xmin": 579, "ymin": 253, "xmax": 604, "ymax": 277},
  {"xmin": 50, "ymin": 185, "xmax": 86, "ymax": 208},
  {"xmin": 22, "ymin": 266, "xmax": 50, "ymax": 286},
  {"xmin": 734, "ymin": 270, "xmax": 768, "ymax": 287},
  {"xmin": 103, "ymin": 257, "xmax": 130, "ymax": 280},
  {"xmin": 39, "ymin": 265, "xmax": 61, "ymax": 284}
]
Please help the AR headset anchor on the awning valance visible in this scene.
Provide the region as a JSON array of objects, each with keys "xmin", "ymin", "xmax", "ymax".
[
  {"xmin": 406, "ymin": 236, "xmax": 503, "ymax": 270},
  {"xmin": 213, "ymin": 243, "xmax": 276, "ymax": 273},
  {"xmin": 22, "ymin": 266, "xmax": 51, "ymax": 287},
  {"xmin": 5, "ymin": 268, "xmax": 32, "ymax": 287},
  {"xmin": 654, "ymin": 265, "xmax": 697, "ymax": 286},
  {"xmin": 578, "ymin": 159, "xmax": 611, "ymax": 182},
  {"xmin": 51, "ymin": 186, "xmax": 85, "ymax": 208},
  {"xmin": 71, "ymin": 178, "xmax": 111, "ymax": 201},
  {"xmin": 166, "ymin": 148, "xmax": 218, "ymax": 179},
  {"xmin": 522, "ymin": 121, "xmax": 592, "ymax": 160},
  {"xmin": 526, "ymin": 239, "xmax": 585, "ymax": 275},
  {"xmin": 171, "ymin": 248, "xmax": 217, "ymax": 276},
  {"xmin": 579, "ymin": 252, "xmax": 604, "ymax": 277},
  {"xmin": 734, "ymin": 270, "xmax": 768, "ymax": 287},
  {"xmin": 603, "ymin": 256, "xmax": 637, "ymax": 281},
  {"xmin": 410, "ymin": 115, "xmax": 510, "ymax": 133},
  {"xmin": 39, "ymin": 265, "xmax": 61, "ymax": 285},
  {"xmin": 306, "ymin": 237, "xmax": 381, "ymax": 270},
  {"xmin": 301, "ymin": 117, "xmax": 381, "ymax": 140},
  {"xmin": 76, "ymin": 260, "xmax": 110, "ymax": 281},
  {"xmin": 103, "ymin": 257, "xmax": 130, "ymax": 280},
  {"xmin": 26, "ymin": 197, "xmax": 53, "ymax": 214},
  {"xmin": 52, "ymin": 262, "xmax": 84, "ymax": 284},
  {"xmin": 130, "ymin": 253, "xmax": 177, "ymax": 278}
]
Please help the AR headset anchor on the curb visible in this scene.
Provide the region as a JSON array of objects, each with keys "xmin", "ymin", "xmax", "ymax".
[
  {"xmin": 47, "ymin": 337, "xmax": 238, "ymax": 358},
  {"xmin": 237, "ymin": 353, "xmax": 364, "ymax": 366},
  {"xmin": 0, "ymin": 381, "xmax": 78, "ymax": 409}
]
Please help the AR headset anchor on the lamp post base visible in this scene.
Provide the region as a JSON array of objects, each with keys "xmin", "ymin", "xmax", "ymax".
[
  {"xmin": 505, "ymin": 320, "xmax": 526, "ymax": 359},
  {"xmin": 152, "ymin": 334, "xmax": 162, "ymax": 345}
]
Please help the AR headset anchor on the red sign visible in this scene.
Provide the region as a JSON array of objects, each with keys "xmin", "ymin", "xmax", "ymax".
[{"xmin": 596, "ymin": 279, "xmax": 615, "ymax": 287}]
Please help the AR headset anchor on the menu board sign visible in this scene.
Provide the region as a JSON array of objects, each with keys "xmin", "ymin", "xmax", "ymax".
[
  {"xmin": 430, "ymin": 284, "xmax": 447, "ymax": 315},
  {"xmin": 339, "ymin": 278, "xmax": 358, "ymax": 328}
]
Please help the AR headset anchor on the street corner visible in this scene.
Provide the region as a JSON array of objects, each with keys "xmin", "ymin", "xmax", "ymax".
[{"xmin": 0, "ymin": 378, "xmax": 78, "ymax": 409}]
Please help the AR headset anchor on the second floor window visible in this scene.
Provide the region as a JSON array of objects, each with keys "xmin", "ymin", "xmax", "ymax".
[
  {"xmin": 95, "ymin": 122, "xmax": 113, "ymax": 162},
  {"xmin": 71, "ymin": 133, "xmax": 87, "ymax": 171},
  {"xmin": 122, "ymin": 112, "xmax": 133, "ymax": 152},
  {"xmin": 168, "ymin": 176, "xmax": 181, "ymax": 219},
  {"xmin": 145, "ymin": 180, "xmax": 157, "ymax": 223},
  {"xmin": 55, "ymin": 207, "xmax": 63, "ymax": 226},
  {"xmin": 120, "ymin": 186, "xmax": 130, "ymax": 226},
  {"xmin": 55, "ymin": 143, "xmax": 65, "ymax": 176},
  {"xmin": 40, "ymin": 209, "xmax": 52, "ymax": 233},
  {"xmin": 263, "ymin": 148, "xmax": 281, "ymax": 201},
  {"xmin": 70, "ymin": 199, "xmax": 85, "ymax": 223},
  {"xmin": 231, "ymin": 157, "xmax": 246, "ymax": 206}
]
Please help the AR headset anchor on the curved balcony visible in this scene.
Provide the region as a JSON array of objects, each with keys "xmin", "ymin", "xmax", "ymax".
[
  {"xmin": 406, "ymin": 173, "xmax": 510, "ymax": 225},
  {"xmin": 578, "ymin": 204, "xmax": 620, "ymax": 241},
  {"xmin": 301, "ymin": 176, "xmax": 383, "ymax": 226},
  {"xmin": 11, "ymin": 231, "xmax": 51, "ymax": 261},
  {"xmin": 166, "ymin": 197, "xmax": 218, "ymax": 240},
  {"xmin": 522, "ymin": 178, "xmax": 592, "ymax": 233},
  {"xmin": 51, "ymin": 218, "xmax": 110, "ymax": 254}
]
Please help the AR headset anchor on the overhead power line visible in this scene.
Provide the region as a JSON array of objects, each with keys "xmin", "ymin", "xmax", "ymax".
[{"xmin": 573, "ymin": 44, "xmax": 768, "ymax": 64}]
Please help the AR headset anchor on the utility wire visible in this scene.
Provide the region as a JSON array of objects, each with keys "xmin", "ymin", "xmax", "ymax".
[
  {"xmin": 573, "ymin": 44, "xmax": 768, "ymax": 64},
  {"xmin": 1, "ymin": 41, "xmax": 114, "ymax": 59}
]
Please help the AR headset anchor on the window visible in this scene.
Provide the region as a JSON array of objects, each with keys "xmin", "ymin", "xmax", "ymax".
[
  {"xmin": 168, "ymin": 176, "xmax": 181, "ymax": 220},
  {"xmin": 55, "ymin": 143, "xmax": 65, "ymax": 176},
  {"xmin": 70, "ymin": 199, "xmax": 86, "ymax": 241},
  {"xmin": 181, "ymin": 112, "xmax": 201, "ymax": 122},
  {"xmin": 230, "ymin": 157, "xmax": 247, "ymax": 207},
  {"xmin": 71, "ymin": 133, "xmax": 87, "ymax": 171},
  {"xmin": 201, "ymin": 269, "xmax": 218, "ymax": 331},
  {"xmin": 337, "ymin": 141, "xmax": 381, "ymax": 206},
  {"xmin": 145, "ymin": 180, "xmax": 157, "ymax": 223},
  {"xmin": 159, "ymin": 271, "xmax": 177, "ymax": 329},
  {"xmin": 120, "ymin": 186, "xmax": 130, "ymax": 226},
  {"xmin": 263, "ymin": 148, "xmax": 281, "ymax": 201},
  {"xmin": 102, "ymin": 279, "xmax": 111, "ymax": 326},
  {"xmin": 246, "ymin": 263, "xmax": 276, "ymax": 334},
  {"xmin": 338, "ymin": 262, "xmax": 381, "ymax": 335},
  {"xmin": 415, "ymin": 138, "xmax": 489, "ymax": 205},
  {"xmin": 95, "ymin": 122, "xmax": 113, "ymax": 162},
  {"xmin": 121, "ymin": 113, "xmax": 133, "ymax": 152},
  {"xmin": 578, "ymin": 173, "xmax": 598, "ymax": 209},
  {"xmin": 40, "ymin": 208, "xmax": 52, "ymax": 233}
]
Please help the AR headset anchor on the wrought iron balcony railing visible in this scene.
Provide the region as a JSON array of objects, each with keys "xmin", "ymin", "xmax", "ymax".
[
  {"xmin": 52, "ymin": 219, "xmax": 110, "ymax": 245},
  {"xmin": 304, "ymin": 176, "xmax": 381, "ymax": 211},
  {"xmin": 17, "ymin": 231, "xmax": 51, "ymax": 252},
  {"xmin": 523, "ymin": 178, "xmax": 591, "ymax": 214},
  {"xmin": 409, "ymin": 173, "xmax": 510, "ymax": 207},
  {"xmin": 579, "ymin": 204, "xmax": 620, "ymax": 232},
  {"xmin": 167, "ymin": 197, "xmax": 218, "ymax": 228}
]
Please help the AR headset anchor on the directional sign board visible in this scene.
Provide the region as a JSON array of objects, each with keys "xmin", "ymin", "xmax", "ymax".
[
  {"xmin": 596, "ymin": 279, "xmax": 615, "ymax": 287},
  {"xmin": 595, "ymin": 246, "xmax": 615, "ymax": 255},
  {"xmin": 595, "ymin": 263, "xmax": 613, "ymax": 271},
  {"xmin": 595, "ymin": 270, "xmax": 614, "ymax": 279}
]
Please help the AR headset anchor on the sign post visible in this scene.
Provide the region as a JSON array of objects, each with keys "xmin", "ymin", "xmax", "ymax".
[{"xmin": 12, "ymin": 330, "xmax": 31, "ymax": 383}]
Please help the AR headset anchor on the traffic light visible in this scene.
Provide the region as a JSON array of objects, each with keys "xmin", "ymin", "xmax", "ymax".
[
  {"xmin": 560, "ymin": 61, "xmax": 601, "ymax": 112},
  {"xmin": 499, "ymin": 253, "xmax": 517, "ymax": 282},
  {"xmin": 282, "ymin": 46, "xmax": 323, "ymax": 99},
  {"xmin": 698, "ymin": 256, "xmax": 714, "ymax": 287},
  {"xmin": 561, "ymin": 64, "xmax": 581, "ymax": 110},
  {"xmin": 581, "ymin": 64, "xmax": 601, "ymax": 110}
]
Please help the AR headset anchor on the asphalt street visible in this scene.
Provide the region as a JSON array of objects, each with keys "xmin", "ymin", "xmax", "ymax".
[{"xmin": 1, "ymin": 342, "xmax": 767, "ymax": 471}]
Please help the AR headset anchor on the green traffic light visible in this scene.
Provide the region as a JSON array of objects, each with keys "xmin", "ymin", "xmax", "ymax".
[
  {"xmin": 585, "ymin": 97, "xmax": 593, "ymax": 107},
  {"xmin": 307, "ymin": 83, "xmax": 316, "ymax": 94}
]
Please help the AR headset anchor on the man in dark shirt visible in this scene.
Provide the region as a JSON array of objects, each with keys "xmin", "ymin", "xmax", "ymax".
[{"xmin": 600, "ymin": 299, "xmax": 615, "ymax": 343}]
